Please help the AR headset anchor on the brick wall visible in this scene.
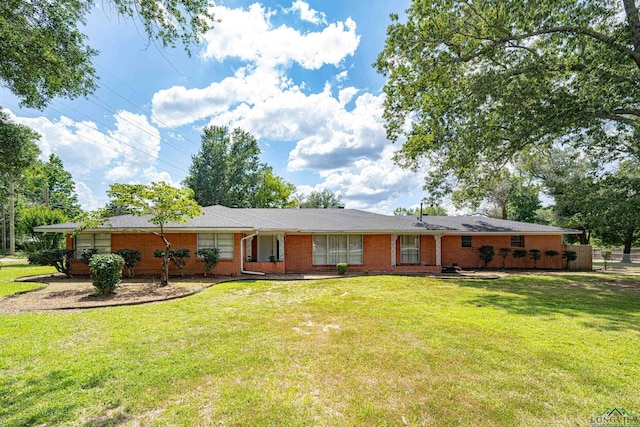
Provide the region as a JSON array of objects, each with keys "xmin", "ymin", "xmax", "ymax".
[
  {"xmin": 440, "ymin": 234, "xmax": 564, "ymax": 269},
  {"xmin": 67, "ymin": 232, "xmax": 243, "ymax": 276}
]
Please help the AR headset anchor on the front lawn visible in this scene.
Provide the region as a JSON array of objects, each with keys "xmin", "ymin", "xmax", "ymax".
[
  {"xmin": 1, "ymin": 272, "xmax": 639, "ymax": 426},
  {"xmin": 0, "ymin": 262, "xmax": 56, "ymax": 297}
]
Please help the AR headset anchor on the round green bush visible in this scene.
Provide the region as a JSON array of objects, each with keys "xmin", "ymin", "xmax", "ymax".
[
  {"xmin": 337, "ymin": 263, "xmax": 348, "ymax": 275},
  {"xmin": 89, "ymin": 254, "xmax": 125, "ymax": 295}
]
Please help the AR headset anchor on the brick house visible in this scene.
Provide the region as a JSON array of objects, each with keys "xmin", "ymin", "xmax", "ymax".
[{"xmin": 38, "ymin": 205, "xmax": 578, "ymax": 276}]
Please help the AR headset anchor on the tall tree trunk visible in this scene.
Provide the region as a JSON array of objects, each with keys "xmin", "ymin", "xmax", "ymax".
[
  {"xmin": 157, "ymin": 223, "xmax": 171, "ymax": 287},
  {"xmin": 9, "ymin": 181, "xmax": 15, "ymax": 255},
  {"xmin": 621, "ymin": 227, "xmax": 635, "ymax": 263},
  {"xmin": 1, "ymin": 203, "xmax": 5, "ymax": 253}
]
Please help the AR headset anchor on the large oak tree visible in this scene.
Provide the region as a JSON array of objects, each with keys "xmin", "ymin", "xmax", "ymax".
[
  {"xmin": 1, "ymin": 0, "xmax": 215, "ymax": 109},
  {"xmin": 376, "ymin": 0, "xmax": 640, "ymax": 202}
]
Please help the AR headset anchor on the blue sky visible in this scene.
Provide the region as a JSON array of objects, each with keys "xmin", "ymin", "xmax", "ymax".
[{"xmin": 1, "ymin": 0, "xmax": 435, "ymax": 214}]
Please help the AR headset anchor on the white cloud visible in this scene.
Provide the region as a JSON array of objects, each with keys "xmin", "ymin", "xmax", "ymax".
[
  {"xmin": 200, "ymin": 3, "xmax": 359, "ymax": 68},
  {"xmin": 305, "ymin": 146, "xmax": 428, "ymax": 214},
  {"xmin": 8, "ymin": 109, "xmax": 168, "ymax": 209},
  {"xmin": 287, "ymin": 0, "xmax": 327, "ymax": 25}
]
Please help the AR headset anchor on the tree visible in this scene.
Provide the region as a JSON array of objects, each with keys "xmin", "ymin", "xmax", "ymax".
[
  {"xmin": 1, "ymin": 0, "xmax": 215, "ymax": 109},
  {"xmin": 299, "ymin": 189, "xmax": 343, "ymax": 208},
  {"xmin": 376, "ymin": 0, "xmax": 640, "ymax": 204},
  {"xmin": 0, "ymin": 110, "xmax": 41, "ymax": 254},
  {"xmin": 453, "ymin": 170, "xmax": 541, "ymax": 221},
  {"xmin": 18, "ymin": 205, "xmax": 69, "ymax": 251},
  {"xmin": 21, "ymin": 154, "xmax": 82, "ymax": 219},
  {"xmin": 590, "ymin": 160, "xmax": 640, "ymax": 262},
  {"xmin": 184, "ymin": 126, "xmax": 295, "ymax": 208},
  {"xmin": 106, "ymin": 182, "xmax": 202, "ymax": 286}
]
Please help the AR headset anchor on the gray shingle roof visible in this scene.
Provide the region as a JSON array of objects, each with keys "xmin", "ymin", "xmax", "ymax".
[{"xmin": 35, "ymin": 205, "xmax": 579, "ymax": 235}]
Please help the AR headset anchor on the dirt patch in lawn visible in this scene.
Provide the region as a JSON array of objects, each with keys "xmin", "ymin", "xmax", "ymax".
[{"xmin": 0, "ymin": 276, "xmax": 225, "ymax": 314}]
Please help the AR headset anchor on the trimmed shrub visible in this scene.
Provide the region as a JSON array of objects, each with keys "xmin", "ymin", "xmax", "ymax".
[
  {"xmin": 563, "ymin": 250, "xmax": 578, "ymax": 270},
  {"xmin": 478, "ymin": 245, "xmax": 495, "ymax": 268},
  {"xmin": 113, "ymin": 249, "xmax": 142, "ymax": 278},
  {"xmin": 512, "ymin": 249, "xmax": 528, "ymax": 267},
  {"xmin": 28, "ymin": 249, "xmax": 74, "ymax": 277},
  {"xmin": 337, "ymin": 263, "xmax": 348, "ymax": 275},
  {"xmin": 79, "ymin": 248, "xmax": 98, "ymax": 265},
  {"xmin": 154, "ymin": 249, "xmax": 190, "ymax": 277},
  {"xmin": 89, "ymin": 254, "xmax": 125, "ymax": 295},
  {"xmin": 498, "ymin": 247, "xmax": 511, "ymax": 269},
  {"xmin": 196, "ymin": 248, "xmax": 219, "ymax": 277},
  {"xmin": 545, "ymin": 250, "xmax": 560, "ymax": 268},
  {"xmin": 529, "ymin": 249, "xmax": 541, "ymax": 269}
]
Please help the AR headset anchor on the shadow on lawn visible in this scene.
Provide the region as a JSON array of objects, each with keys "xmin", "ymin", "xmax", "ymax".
[
  {"xmin": 455, "ymin": 273, "xmax": 640, "ymax": 332},
  {"xmin": 1, "ymin": 369, "xmax": 128, "ymax": 426}
]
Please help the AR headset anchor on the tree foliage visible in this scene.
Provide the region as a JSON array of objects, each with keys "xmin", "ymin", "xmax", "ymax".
[
  {"xmin": 28, "ymin": 248, "xmax": 74, "ymax": 277},
  {"xmin": 184, "ymin": 126, "xmax": 295, "ymax": 208},
  {"xmin": 21, "ymin": 154, "xmax": 82, "ymax": 219},
  {"xmin": 376, "ymin": 0, "xmax": 640, "ymax": 202},
  {"xmin": 0, "ymin": 110, "xmax": 40, "ymax": 180},
  {"xmin": 0, "ymin": 0, "xmax": 215, "ymax": 108},
  {"xmin": 18, "ymin": 205, "xmax": 69, "ymax": 251},
  {"xmin": 113, "ymin": 249, "xmax": 142, "ymax": 278},
  {"xmin": 298, "ymin": 189, "xmax": 343, "ymax": 208},
  {"xmin": 106, "ymin": 182, "xmax": 202, "ymax": 286}
]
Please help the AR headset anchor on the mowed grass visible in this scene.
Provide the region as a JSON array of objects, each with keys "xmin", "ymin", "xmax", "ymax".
[
  {"xmin": 0, "ymin": 262, "xmax": 56, "ymax": 297},
  {"xmin": 1, "ymin": 271, "xmax": 639, "ymax": 426}
]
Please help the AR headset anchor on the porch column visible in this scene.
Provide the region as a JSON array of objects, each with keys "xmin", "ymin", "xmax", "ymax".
[
  {"xmin": 277, "ymin": 234, "xmax": 285, "ymax": 261},
  {"xmin": 434, "ymin": 234, "xmax": 442, "ymax": 266},
  {"xmin": 391, "ymin": 234, "xmax": 398, "ymax": 266},
  {"xmin": 246, "ymin": 236, "xmax": 254, "ymax": 260}
]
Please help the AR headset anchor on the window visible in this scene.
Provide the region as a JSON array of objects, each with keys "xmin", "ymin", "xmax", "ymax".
[
  {"xmin": 461, "ymin": 235, "xmax": 473, "ymax": 248},
  {"xmin": 400, "ymin": 235, "xmax": 420, "ymax": 263},
  {"xmin": 75, "ymin": 233, "xmax": 110, "ymax": 258},
  {"xmin": 510, "ymin": 235, "xmax": 525, "ymax": 248},
  {"xmin": 312, "ymin": 235, "xmax": 363, "ymax": 265},
  {"xmin": 198, "ymin": 233, "xmax": 234, "ymax": 259}
]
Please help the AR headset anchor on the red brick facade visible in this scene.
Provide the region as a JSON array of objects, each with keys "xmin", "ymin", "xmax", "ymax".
[{"xmin": 67, "ymin": 231, "xmax": 564, "ymax": 276}]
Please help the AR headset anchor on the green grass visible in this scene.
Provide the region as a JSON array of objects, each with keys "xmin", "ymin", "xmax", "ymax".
[
  {"xmin": 0, "ymin": 262, "xmax": 56, "ymax": 297},
  {"xmin": 1, "ymin": 272, "xmax": 639, "ymax": 426}
]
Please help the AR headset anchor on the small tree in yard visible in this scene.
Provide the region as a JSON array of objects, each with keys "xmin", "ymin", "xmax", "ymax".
[
  {"xmin": 89, "ymin": 254, "xmax": 125, "ymax": 295},
  {"xmin": 529, "ymin": 249, "xmax": 541, "ymax": 269},
  {"xmin": 498, "ymin": 248, "xmax": 511, "ymax": 269},
  {"xmin": 196, "ymin": 248, "xmax": 219, "ymax": 276},
  {"xmin": 601, "ymin": 249, "xmax": 613, "ymax": 271},
  {"xmin": 563, "ymin": 250, "xmax": 578, "ymax": 270},
  {"xmin": 512, "ymin": 249, "xmax": 528, "ymax": 268},
  {"xmin": 478, "ymin": 245, "xmax": 495, "ymax": 268},
  {"xmin": 28, "ymin": 249, "xmax": 74, "ymax": 277},
  {"xmin": 545, "ymin": 250, "xmax": 560, "ymax": 269},
  {"xmin": 113, "ymin": 249, "xmax": 142, "ymax": 278},
  {"xmin": 106, "ymin": 182, "xmax": 202, "ymax": 286}
]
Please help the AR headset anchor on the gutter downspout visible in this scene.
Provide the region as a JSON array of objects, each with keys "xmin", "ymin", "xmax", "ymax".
[{"xmin": 241, "ymin": 232, "xmax": 265, "ymax": 276}]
